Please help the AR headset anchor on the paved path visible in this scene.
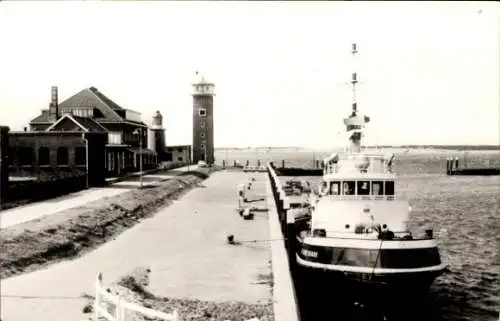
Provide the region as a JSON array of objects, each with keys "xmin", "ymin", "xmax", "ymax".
[
  {"xmin": 0, "ymin": 165, "xmax": 195, "ymax": 229},
  {"xmin": 0, "ymin": 170, "xmax": 271, "ymax": 321}
]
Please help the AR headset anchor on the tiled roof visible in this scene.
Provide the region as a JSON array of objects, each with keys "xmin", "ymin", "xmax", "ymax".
[
  {"xmin": 30, "ymin": 109, "xmax": 50, "ymax": 123},
  {"xmin": 71, "ymin": 116, "xmax": 108, "ymax": 133},
  {"xmin": 45, "ymin": 114, "xmax": 108, "ymax": 133},
  {"xmin": 88, "ymin": 87, "xmax": 124, "ymax": 111},
  {"xmin": 29, "ymin": 87, "xmax": 147, "ymax": 126}
]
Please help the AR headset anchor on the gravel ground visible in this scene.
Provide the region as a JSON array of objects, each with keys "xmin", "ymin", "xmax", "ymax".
[
  {"xmin": 0, "ymin": 169, "xmax": 214, "ymax": 280},
  {"xmin": 82, "ymin": 266, "xmax": 274, "ymax": 321}
]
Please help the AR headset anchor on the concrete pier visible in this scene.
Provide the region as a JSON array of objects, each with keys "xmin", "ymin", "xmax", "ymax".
[{"xmin": 1, "ymin": 171, "xmax": 275, "ymax": 321}]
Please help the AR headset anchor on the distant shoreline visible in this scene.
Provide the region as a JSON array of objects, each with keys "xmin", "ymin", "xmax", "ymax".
[{"xmin": 215, "ymin": 145, "xmax": 500, "ymax": 151}]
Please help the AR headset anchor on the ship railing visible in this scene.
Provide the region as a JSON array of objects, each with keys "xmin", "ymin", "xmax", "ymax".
[{"xmin": 323, "ymin": 157, "xmax": 395, "ymax": 175}]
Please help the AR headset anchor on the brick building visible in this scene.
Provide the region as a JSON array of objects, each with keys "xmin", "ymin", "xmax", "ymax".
[
  {"xmin": 192, "ymin": 73, "xmax": 215, "ymax": 164},
  {"xmin": 165, "ymin": 145, "xmax": 191, "ymax": 163},
  {"xmin": 29, "ymin": 86, "xmax": 158, "ymax": 177}
]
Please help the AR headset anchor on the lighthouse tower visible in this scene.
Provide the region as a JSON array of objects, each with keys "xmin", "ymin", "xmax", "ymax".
[
  {"xmin": 147, "ymin": 111, "xmax": 166, "ymax": 159},
  {"xmin": 192, "ymin": 72, "xmax": 215, "ymax": 164}
]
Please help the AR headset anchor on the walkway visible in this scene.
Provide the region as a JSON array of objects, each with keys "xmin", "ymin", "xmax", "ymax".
[
  {"xmin": 0, "ymin": 171, "xmax": 272, "ymax": 321},
  {"xmin": 0, "ymin": 165, "xmax": 195, "ymax": 229}
]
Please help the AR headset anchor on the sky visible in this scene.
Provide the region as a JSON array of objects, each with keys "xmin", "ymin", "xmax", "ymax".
[{"xmin": 0, "ymin": 1, "xmax": 498, "ymax": 148}]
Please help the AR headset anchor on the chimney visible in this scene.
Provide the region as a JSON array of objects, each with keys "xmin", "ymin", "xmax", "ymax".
[{"xmin": 48, "ymin": 86, "xmax": 59, "ymax": 123}]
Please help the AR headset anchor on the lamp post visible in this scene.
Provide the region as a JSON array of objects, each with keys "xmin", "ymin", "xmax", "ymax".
[{"xmin": 132, "ymin": 128, "xmax": 143, "ymax": 188}]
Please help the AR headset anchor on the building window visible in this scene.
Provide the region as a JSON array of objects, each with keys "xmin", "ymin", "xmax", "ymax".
[
  {"xmin": 18, "ymin": 147, "xmax": 33, "ymax": 166},
  {"xmin": 57, "ymin": 147, "xmax": 69, "ymax": 165},
  {"xmin": 108, "ymin": 132, "xmax": 123, "ymax": 145},
  {"xmin": 75, "ymin": 147, "xmax": 86, "ymax": 165},
  {"xmin": 200, "ymin": 132, "xmax": 205, "ymax": 138},
  {"xmin": 38, "ymin": 147, "xmax": 50, "ymax": 165},
  {"xmin": 199, "ymin": 108, "xmax": 207, "ymax": 117},
  {"xmin": 177, "ymin": 157, "xmax": 183, "ymax": 162}
]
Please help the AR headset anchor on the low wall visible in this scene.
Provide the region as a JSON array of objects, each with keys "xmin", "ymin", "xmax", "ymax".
[
  {"xmin": 8, "ymin": 175, "xmax": 86, "ymax": 202},
  {"xmin": 266, "ymin": 163, "xmax": 301, "ymax": 321}
]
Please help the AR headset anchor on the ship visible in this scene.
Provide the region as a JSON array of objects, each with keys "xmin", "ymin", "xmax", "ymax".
[{"xmin": 294, "ymin": 43, "xmax": 448, "ymax": 294}]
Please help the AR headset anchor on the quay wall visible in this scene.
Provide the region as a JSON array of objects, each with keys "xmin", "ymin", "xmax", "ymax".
[{"xmin": 266, "ymin": 162, "xmax": 301, "ymax": 321}]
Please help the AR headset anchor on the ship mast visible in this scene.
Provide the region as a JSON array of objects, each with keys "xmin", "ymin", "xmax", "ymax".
[
  {"xmin": 344, "ymin": 43, "xmax": 369, "ymax": 153},
  {"xmin": 351, "ymin": 43, "xmax": 358, "ymax": 117}
]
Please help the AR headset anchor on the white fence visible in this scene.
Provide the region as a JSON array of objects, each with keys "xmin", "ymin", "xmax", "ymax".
[
  {"xmin": 94, "ymin": 272, "xmax": 179, "ymax": 321},
  {"xmin": 93, "ymin": 272, "xmax": 262, "ymax": 321}
]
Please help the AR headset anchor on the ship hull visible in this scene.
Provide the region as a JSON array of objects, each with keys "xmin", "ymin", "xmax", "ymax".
[{"xmin": 295, "ymin": 236, "xmax": 447, "ymax": 295}]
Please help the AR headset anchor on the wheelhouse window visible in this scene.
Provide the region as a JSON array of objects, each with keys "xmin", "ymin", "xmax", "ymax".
[
  {"xmin": 357, "ymin": 181, "xmax": 370, "ymax": 195},
  {"xmin": 329, "ymin": 181, "xmax": 340, "ymax": 195},
  {"xmin": 371, "ymin": 181, "xmax": 384, "ymax": 195},
  {"xmin": 342, "ymin": 181, "xmax": 355, "ymax": 195},
  {"xmin": 385, "ymin": 181, "xmax": 395, "ymax": 195}
]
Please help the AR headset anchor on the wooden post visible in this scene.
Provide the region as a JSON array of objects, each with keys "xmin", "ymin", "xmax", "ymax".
[
  {"xmin": 455, "ymin": 156, "xmax": 459, "ymax": 170},
  {"xmin": 116, "ymin": 297, "xmax": 122, "ymax": 321},
  {"xmin": 286, "ymin": 209, "xmax": 296, "ymax": 273},
  {"xmin": 246, "ymin": 160, "xmax": 249, "ymax": 167},
  {"xmin": 94, "ymin": 273, "xmax": 103, "ymax": 321},
  {"xmin": 282, "ymin": 159, "xmax": 285, "ymax": 168},
  {"xmin": 278, "ymin": 190, "xmax": 285, "ymax": 234},
  {"xmin": 222, "ymin": 160, "xmax": 226, "ymax": 168},
  {"xmin": 283, "ymin": 197, "xmax": 290, "ymax": 246}
]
